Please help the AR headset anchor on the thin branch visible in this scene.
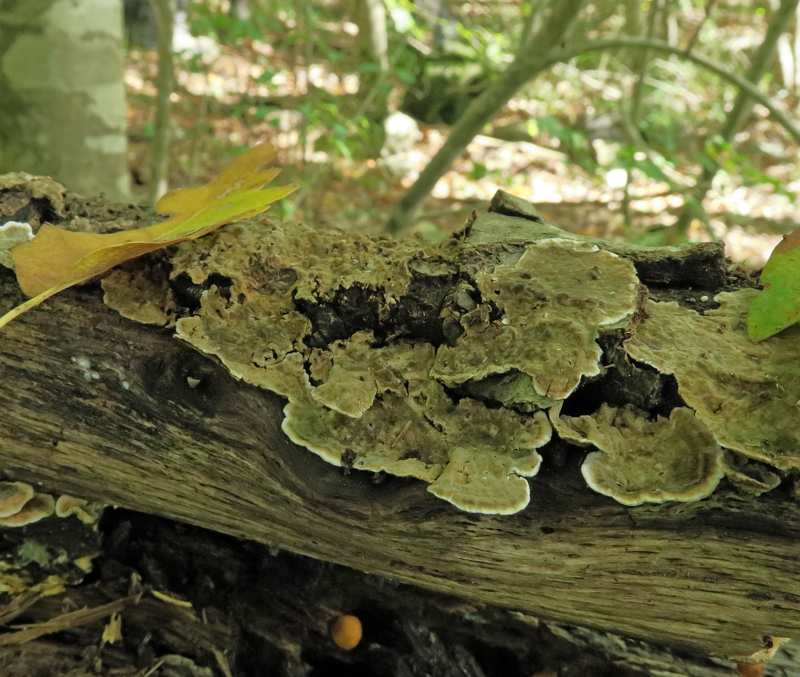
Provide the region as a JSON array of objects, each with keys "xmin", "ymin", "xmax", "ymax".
[
  {"xmin": 684, "ymin": 0, "xmax": 717, "ymax": 55},
  {"xmin": 386, "ymin": 0, "xmax": 588, "ymax": 235},
  {"xmin": 540, "ymin": 38, "xmax": 800, "ymax": 144},
  {"xmin": 387, "ymin": 32, "xmax": 800, "ymax": 235},
  {"xmin": 673, "ymin": 0, "xmax": 800, "ymax": 233}
]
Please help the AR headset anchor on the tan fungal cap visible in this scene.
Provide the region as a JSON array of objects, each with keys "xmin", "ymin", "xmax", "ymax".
[
  {"xmin": 55, "ymin": 495, "xmax": 102, "ymax": 524},
  {"xmin": 0, "ymin": 493, "xmax": 55, "ymax": 527},
  {"xmin": 427, "ymin": 447, "xmax": 542, "ymax": 514},
  {"xmin": 0, "ymin": 481, "xmax": 35, "ymax": 518},
  {"xmin": 719, "ymin": 451, "xmax": 781, "ymax": 496},
  {"xmin": 555, "ymin": 405, "xmax": 724, "ymax": 506}
]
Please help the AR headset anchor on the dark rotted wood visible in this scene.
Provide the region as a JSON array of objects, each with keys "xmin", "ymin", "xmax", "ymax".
[
  {"xmin": 1, "ymin": 264, "xmax": 800, "ymax": 664},
  {"xmin": 3, "ymin": 508, "xmax": 765, "ymax": 677}
]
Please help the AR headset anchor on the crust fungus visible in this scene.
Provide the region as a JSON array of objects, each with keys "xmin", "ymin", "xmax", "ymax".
[
  {"xmin": 432, "ymin": 239, "xmax": 639, "ymax": 401},
  {"xmin": 102, "ymin": 266, "xmax": 176, "ymax": 326},
  {"xmin": 624, "ymin": 290, "xmax": 800, "ymax": 470},
  {"xmin": 552, "ymin": 405, "xmax": 724, "ymax": 505}
]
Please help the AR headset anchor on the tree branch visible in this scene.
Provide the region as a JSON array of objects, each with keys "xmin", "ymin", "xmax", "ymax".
[{"xmin": 387, "ymin": 35, "xmax": 800, "ymax": 234}]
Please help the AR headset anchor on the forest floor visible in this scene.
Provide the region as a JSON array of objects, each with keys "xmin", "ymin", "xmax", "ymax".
[{"xmin": 124, "ymin": 38, "xmax": 800, "ymax": 269}]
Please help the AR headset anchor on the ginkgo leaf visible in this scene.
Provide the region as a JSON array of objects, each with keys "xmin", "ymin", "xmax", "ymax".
[
  {"xmin": 748, "ymin": 227, "xmax": 800, "ymax": 341},
  {"xmin": 0, "ymin": 143, "xmax": 298, "ymax": 329}
]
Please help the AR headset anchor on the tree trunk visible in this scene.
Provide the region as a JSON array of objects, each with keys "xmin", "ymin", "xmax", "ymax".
[
  {"xmin": 0, "ymin": 0, "xmax": 130, "ymax": 201},
  {"xmin": 1, "ymin": 179, "xmax": 799, "ymax": 674},
  {"xmin": 147, "ymin": 0, "xmax": 176, "ymax": 205}
]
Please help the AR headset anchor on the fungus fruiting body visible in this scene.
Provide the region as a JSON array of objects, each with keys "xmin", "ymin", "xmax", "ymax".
[
  {"xmin": 160, "ymin": 222, "xmax": 571, "ymax": 514},
  {"xmin": 0, "ymin": 485, "xmax": 102, "ymax": 528},
  {"xmin": 55, "ymin": 495, "xmax": 103, "ymax": 524},
  {"xmin": 736, "ymin": 663, "xmax": 766, "ymax": 677},
  {"xmin": 106, "ymin": 207, "xmax": 778, "ymax": 514},
  {"xmin": 0, "ymin": 221, "xmax": 33, "ymax": 269},
  {"xmin": 432, "ymin": 238, "xmax": 639, "ymax": 400},
  {"xmin": 553, "ymin": 405, "xmax": 724, "ymax": 505},
  {"xmin": 330, "ymin": 614, "xmax": 362, "ymax": 650},
  {"xmin": 0, "ymin": 481, "xmax": 35, "ymax": 517},
  {"xmin": 624, "ymin": 291, "xmax": 800, "ymax": 470},
  {"xmin": 0, "ymin": 492, "xmax": 55, "ymax": 527}
]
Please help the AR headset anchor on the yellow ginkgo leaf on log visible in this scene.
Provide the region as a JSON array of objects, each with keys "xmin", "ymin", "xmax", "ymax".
[{"xmin": 0, "ymin": 143, "xmax": 298, "ymax": 330}]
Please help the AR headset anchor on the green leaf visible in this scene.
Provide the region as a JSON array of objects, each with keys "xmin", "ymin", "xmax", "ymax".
[
  {"xmin": 748, "ymin": 228, "xmax": 800, "ymax": 341},
  {"xmin": 396, "ymin": 67, "xmax": 416, "ymax": 84},
  {"xmin": 467, "ymin": 161, "xmax": 488, "ymax": 180},
  {"xmin": 330, "ymin": 138, "xmax": 352, "ymax": 160}
]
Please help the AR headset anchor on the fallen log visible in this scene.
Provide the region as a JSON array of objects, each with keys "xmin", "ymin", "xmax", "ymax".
[{"xmin": 0, "ymin": 179, "xmax": 798, "ymax": 672}]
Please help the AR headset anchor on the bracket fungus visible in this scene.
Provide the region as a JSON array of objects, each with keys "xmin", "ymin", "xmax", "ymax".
[
  {"xmin": 55, "ymin": 495, "xmax": 104, "ymax": 524},
  {"xmin": 0, "ymin": 481, "xmax": 35, "ymax": 517},
  {"xmin": 283, "ymin": 352, "xmax": 551, "ymax": 513},
  {"xmin": 552, "ymin": 405, "xmax": 724, "ymax": 505},
  {"xmin": 0, "ymin": 491, "xmax": 55, "ymax": 527},
  {"xmin": 432, "ymin": 238, "xmax": 639, "ymax": 401},
  {"xmin": 156, "ymin": 220, "xmax": 562, "ymax": 513},
  {"xmin": 624, "ymin": 290, "xmax": 800, "ymax": 470},
  {"xmin": 103, "ymin": 207, "xmax": 799, "ymax": 512}
]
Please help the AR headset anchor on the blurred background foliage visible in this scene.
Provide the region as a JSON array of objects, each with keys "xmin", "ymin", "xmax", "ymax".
[{"xmin": 124, "ymin": 0, "xmax": 800, "ymax": 261}]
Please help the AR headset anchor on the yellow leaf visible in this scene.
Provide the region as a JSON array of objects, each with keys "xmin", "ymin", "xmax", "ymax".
[{"xmin": 1, "ymin": 144, "xmax": 298, "ymax": 329}]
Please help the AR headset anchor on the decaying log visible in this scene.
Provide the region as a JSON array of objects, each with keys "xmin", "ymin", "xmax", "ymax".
[{"xmin": 1, "ymin": 181, "xmax": 799, "ymax": 670}]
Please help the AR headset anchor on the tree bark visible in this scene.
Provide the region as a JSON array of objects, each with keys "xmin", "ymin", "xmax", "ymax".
[
  {"xmin": 1, "ymin": 182, "xmax": 799, "ymax": 669},
  {"xmin": 0, "ymin": 0, "xmax": 130, "ymax": 201}
]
